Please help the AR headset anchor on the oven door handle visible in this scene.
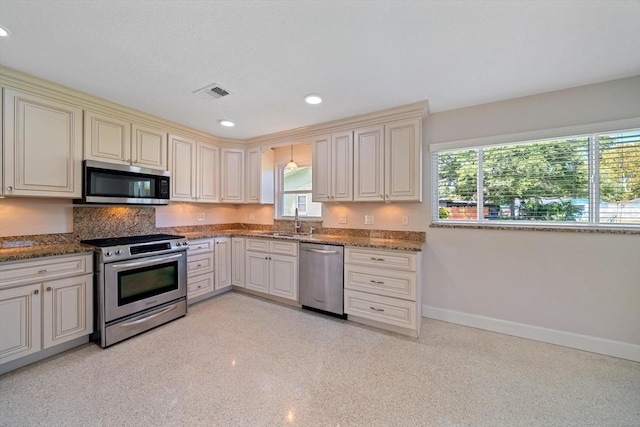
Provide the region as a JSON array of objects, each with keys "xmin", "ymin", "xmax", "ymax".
[
  {"xmin": 110, "ymin": 253, "xmax": 183, "ymax": 270},
  {"xmin": 119, "ymin": 304, "xmax": 177, "ymax": 328}
]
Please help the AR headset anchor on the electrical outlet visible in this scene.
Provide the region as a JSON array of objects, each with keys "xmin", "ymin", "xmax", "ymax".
[
  {"xmin": 197, "ymin": 213, "xmax": 205, "ymax": 221},
  {"xmin": 364, "ymin": 215, "xmax": 374, "ymax": 225},
  {"xmin": 338, "ymin": 214, "xmax": 347, "ymax": 224},
  {"xmin": 402, "ymin": 215, "xmax": 409, "ymax": 226}
]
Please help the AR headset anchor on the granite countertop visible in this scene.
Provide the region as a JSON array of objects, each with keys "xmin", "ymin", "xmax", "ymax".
[
  {"xmin": 180, "ymin": 230, "xmax": 424, "ymax": 252},
  {"xmin": 0, "ymin": 230, "xmax": 423, "ymax": 263},
  {"xmin": 0, "ymin": 243, "xmax": 94, "ymax": 263}
]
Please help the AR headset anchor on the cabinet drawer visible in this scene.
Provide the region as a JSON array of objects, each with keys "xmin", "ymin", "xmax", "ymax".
[
  {"xmin": 187, "ymin": 253, "xmax": 213, "ymax": 278},
  {"xmin": 187, "ymin": 239, "xmax": 214, "ymax": 255},
  {"xmin": 0, "ymin": 254, "xmax": 92, "ymax": 289},
  {"xmin": 344, "ymin": 289, "xmax": 417, "ymax": 330},
  {"xmin": 188, "ymin": 273, "xmax": 214, "ymax": 300},
  {"xmin": 345, "ymin": 247, "xmax": 416, "ymax": 271},
  {"xmin": 344, "ymin": 265, "xmax": 417, "ymax": 301},
  {"xmin": 269, "ymin": 240, "xmax": 298, "ymax": 257},
  {"xmin": 246, "ymin": 238, "xmax": 270, "ymax": 253}
]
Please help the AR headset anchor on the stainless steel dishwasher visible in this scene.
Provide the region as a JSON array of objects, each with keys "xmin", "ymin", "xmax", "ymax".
[{"xmin": 299, "ymin": 243, "xmax": 345, "ymax": 318}]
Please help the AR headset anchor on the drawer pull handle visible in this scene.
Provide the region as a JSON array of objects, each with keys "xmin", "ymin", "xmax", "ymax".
[
  {"xmin": 196, "ymin": 264, "xmax": 202, "ymax": 267},
  {"xmin": 370, "ymin": 280, "xmax": 385, "ymax": 284},
  {"xmin": 370, "ymin": 257, "xmax": 385, "ymax": 261},
  {"xmin": 197, "ymin": 285, "xmax": 202, "ymax": 289},
  {"xmin": 34, "ymin": 289, "xmax": 39, "ymax": 295},
  {"xmin": 38, "ymin": 269, "xmax": 47, "ymax": 274},
  {"xmin": 370, "ymin": 306, "xmax": 384, "ymax": 312}
]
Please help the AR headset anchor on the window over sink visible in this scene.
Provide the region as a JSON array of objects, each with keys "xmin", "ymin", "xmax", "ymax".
[{"xmin": 278, "ymin": 165, "xmax": 322, "ymax": 218}]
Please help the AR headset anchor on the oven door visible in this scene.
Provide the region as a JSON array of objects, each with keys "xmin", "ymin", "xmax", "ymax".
[{"xmin": 103, "ymin": 251, "xmax": 187, "ymax": 323}]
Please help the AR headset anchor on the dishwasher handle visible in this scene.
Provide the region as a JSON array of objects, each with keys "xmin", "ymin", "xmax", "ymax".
[{"xmin": 301, "ymin": 248, "xmax": 341, "ymax": 255}]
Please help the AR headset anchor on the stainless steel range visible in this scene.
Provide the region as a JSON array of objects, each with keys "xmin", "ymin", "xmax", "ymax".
[{"xmin": 81, "ymin": 234, "xmax": 188, "ymax": 347}]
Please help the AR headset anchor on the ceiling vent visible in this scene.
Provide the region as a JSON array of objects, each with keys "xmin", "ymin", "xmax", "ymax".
[{"xmin": 193, "ymin": 83, "xmax": 230, "ymax": 100}]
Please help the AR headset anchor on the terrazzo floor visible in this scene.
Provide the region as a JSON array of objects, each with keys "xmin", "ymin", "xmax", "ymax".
[{"xmin": 1, "ymin": 291, "xmax": 639, "ymax": 426}]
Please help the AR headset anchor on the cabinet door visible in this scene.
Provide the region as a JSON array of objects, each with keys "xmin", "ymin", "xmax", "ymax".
[
  {"xmin": 221, "ymin": 148, "xmax": 245, "ymax": 203},
  {"xmin": 215, "ymin": 237, "xmax": 232, "ymax": 290},
  {"xmin": 269, "ymin": 254, "xmax": 298, "ymax": 301},
  {"xmin": 245, "ymin": 251, "xmax": 270, "ymax": 293},
  {"xmin": 331, "ymin": 131, "xmax": 353, "ymax": 201},
  {"xmin": 84, "ymin": 110, "xmax": 131, "ymax": 165},
  {"xmin": 384, "ymin": 118, "xmax": 422, "ymax": 201},
  {"xmin": 3, "ymin": 88, "xmax": 83, "ymax": 197},
  {"xmin": 231, "ymin": 237, "xmax": 245, "ymax": 287},
  {"xmin": 42, "ymin": 274, "xmax": 92, "ymax": 349},
  {"xmin": 168, "ymin": 134, "xmax": 196, "ymax": 201},
  {"xmin": 354, "ymin": 125, "xmax": 385, "ymax": 201},
  {"xmin": 311, "ymin": 134, "xmax": 331, "ymax": 202},
  {"xmin": 197, "ymin": 141, "xmax": 219, "ymax": 203},
  {"xmin": 246, "ymin": 148, "xmax": 275, "ymax": 204},
  {"xmin": 0, "ymin": 284, "xmax": 41, "ymax": 364},
  {"xmin": 132, "ymin": 123, "xmax": 167, "ymax": 170}
]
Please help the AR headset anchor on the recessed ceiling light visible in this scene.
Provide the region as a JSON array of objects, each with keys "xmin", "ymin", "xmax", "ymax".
[
  {"xmin": 219, "ymin": 120, "xmax": 235, "ymax": 127},
  {"xmin": 0, "ymin": 25, "xmax": 11, "ymax": 37},
  {"xmin": 304, "ymin": 94, "xmax": 322, "ymax": 105}
]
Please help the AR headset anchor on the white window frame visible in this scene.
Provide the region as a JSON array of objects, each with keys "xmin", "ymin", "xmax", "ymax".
[
  {"xmin": 431, "ymin": 125, "xmax": 640, "ymax": 230},
  {"xmin": 276, "ymin": 162, "xmax": 321, "ymax": 218}
]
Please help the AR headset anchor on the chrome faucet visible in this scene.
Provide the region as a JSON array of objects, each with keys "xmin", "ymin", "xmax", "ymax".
[{"xmin": 294, "ymin": 208, "xmax": 301, "ymax": 233}]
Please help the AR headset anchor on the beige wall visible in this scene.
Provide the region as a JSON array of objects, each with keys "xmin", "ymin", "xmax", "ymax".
[
  {"xmin": 423, "ymin": 75, "xmax": 640, "ymax": 359},
  {"xmin": 0, "ymin": 198, "xmax": 73, "ymax": 236}
]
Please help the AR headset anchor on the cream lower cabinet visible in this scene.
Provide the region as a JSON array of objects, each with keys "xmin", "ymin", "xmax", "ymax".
[
  {"xmin": 186, "ymin": 238, "xmax": 215, "ymax": 303},
  {"xmin": 214, "ymin": 237, "xmax": 232, "ymax": 290},
  {"xmin": 231, "ymin": 237, "xmax": 245, "ymax": 287},
  {"xmin": 344, "ymin": 246, "xmax": 422, "ymax": 337},
  {"xmin": 2, "ymin": 88, "xmax": 83, "ymax": 198},
  {"xmin": 245, "ymin": 239, "xmax": 298, "ymax": 301},
  {"xmin": 0, "ymin": 254, "xmax": 93, "ymax": 367}
]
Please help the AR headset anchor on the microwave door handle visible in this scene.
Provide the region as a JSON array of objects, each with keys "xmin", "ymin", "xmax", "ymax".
[{"xmin": 110, "ymin": 253, "xmax": 183, "ymax": 270}]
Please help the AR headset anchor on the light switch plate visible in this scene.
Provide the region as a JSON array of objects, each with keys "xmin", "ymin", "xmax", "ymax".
[
  {"xmin": 338, "ymin": 214, "xmax": 347, "ymax": 224},
  {"xmin": 364, "ymin": 215, "xmax": 374, "ymax": 225},
  {"xmin": 402, "ymin": 215, "xmax": 409, "ymax": 226},
  {"xmin": 197, "ymin": 213, "xmax": 205, "ymax": 221}
]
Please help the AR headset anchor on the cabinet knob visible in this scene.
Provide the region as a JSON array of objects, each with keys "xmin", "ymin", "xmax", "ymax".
[
  {"xmin": 34, "ymin": 289, "xmax": 39, "ymax": 295},
  {"xmin": 7, "ymin": 186, "xmax": 13, "ymax": 192},
  {"xmin": 370, "ymin": 306, "xmax": 384, "ymax": 312},
  {"xmin": 380, "ymin": 194, "xmax": 383, "ymax": 198},
  {"xmin": 385, "ymin": 194, "xmax": 389, "ymax": 199},
  {"xmin": 47, "ymin": 287, "xmax": 52, "ymax": 292}
]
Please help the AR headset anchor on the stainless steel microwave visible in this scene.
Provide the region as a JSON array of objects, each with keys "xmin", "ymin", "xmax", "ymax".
[{"xmin": 76, "ymin": 160, "xmax": 170, "ymax": 205}]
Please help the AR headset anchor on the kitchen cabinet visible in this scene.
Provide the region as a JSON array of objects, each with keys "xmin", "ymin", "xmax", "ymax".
[
  {"xmin": 354, "ymin": 118, "xmax": 422, "ymax": 202},
  {"xmin": 312, "ymin": 131, "xmax": 353, "ymax": 202},
  {"xmin": 168, "ymin": 134, "xmax": 219, "ymax": 202},
  {"xmin": 186, "ymin": 238, "xmax": 215, "ymax": 303},
  {"xmin": 0, "ymin": 253, "xmax": 93, "ymax": 367},
  {"xmin": 245, "ymin": 238, "xmax": 298, "ymax": 301},
  {"xmin": 84, "ymin": 111, "xmax": 168, "ymax": 170},
  {"xmin": 231, "ymin": 237, "xmax": 245, "ymax": 287},
  {"xmin": 343, "ymin": 246, "xmax": 421, "ymax": 337},
  {"xmin": 2, "ymin": 88, "xmax": 83, "ymax": 198},
  {"xmin": 221, "ymin": 148, "xmax": 245, "ymax": 203},
  {"xmin": 214, "ymin": 237, "xmax": 232, "ymax": 290},
  {"xmin": 246, "ymin": 147, "xmax": 274, "ymax": 204}
]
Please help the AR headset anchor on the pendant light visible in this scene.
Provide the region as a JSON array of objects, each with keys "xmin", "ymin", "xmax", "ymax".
[{"xmin": 285, "ymin": 145, "xmax": 298, "ymax": 170}]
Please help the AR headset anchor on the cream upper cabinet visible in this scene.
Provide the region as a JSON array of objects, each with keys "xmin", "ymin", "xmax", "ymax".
[
  {"xmin": 197, "ymin": 141, "xmax": 219, "ymax": 203},
  {"xmin": 384, "ymin": 118, "xmax": 422, "ymax": 202},
  {"xmin": 3, "ymin": 88, "xmax": 83, "ymax": 198},
  {"xmin": 168, "ymin": 133, "xmax": 197, "ymax": 201},
  {"xmin": 353, "ymin": 125, "xmax": 385, "ymax": 201},
  {"xmin": 312, "ymin": 131, "xmax": 353, "ymax": 202},
  {"xmin": 246, "ymin": 147, "xmax": 274, "ymax": 204},
  {"xmin": 221, "ymin": 148, "xmax": 245, "ymax": 203},
  {"xmin": 353, "ymin": 118, "xmax": 422, "ymax": 202},
  {"xmin": 85, "ymin": 110, "xmax": 167, "ymax": 170},
  {"xmin": 132, "ymin": 123, "xmax": 167, "ymax": 170}
]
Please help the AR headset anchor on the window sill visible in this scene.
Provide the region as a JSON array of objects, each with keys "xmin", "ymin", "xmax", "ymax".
[{"xmin": 430, "ymin": 221, "xmax": 640, "ymax": 235}]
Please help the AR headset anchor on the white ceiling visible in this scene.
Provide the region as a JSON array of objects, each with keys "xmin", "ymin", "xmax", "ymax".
[{"xmin": 1, "ymin": 1, "xmax": 639, "ymax": 140}]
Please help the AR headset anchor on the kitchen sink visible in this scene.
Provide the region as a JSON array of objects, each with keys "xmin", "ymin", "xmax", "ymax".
[{"xmin": 259, "ymin": 232, "xmax": 298, "ymax": 237}]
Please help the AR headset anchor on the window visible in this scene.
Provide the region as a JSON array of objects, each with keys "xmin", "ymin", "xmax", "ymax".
[
  {"xmin": 279, "ymin": 165, "xmax": 322, "ymax": 217},
  {"xmin": 433, "ymin": 129, "xmax": 640, "ymax": 227}
]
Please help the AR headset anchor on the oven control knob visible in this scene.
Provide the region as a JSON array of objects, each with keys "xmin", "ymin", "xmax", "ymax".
[
  {"xmin": 183, "ymin": 241, "xmax": 188, "ymax": 246},
  {"xmin": 105, "ymin": 251, "xmax": 113, "ymax": 257},
  {"xmin": 176, "ymin": 242, "xmax": 182, "ymax": 246},
  {"xmin": 115, "ymin": 250, "xmax": 123, "ymax": 255}
]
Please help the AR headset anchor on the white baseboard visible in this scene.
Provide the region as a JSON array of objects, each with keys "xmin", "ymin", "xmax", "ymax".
[{"xmin": 423, "ymin": 305, "xmax": 640, "ymax": 362}]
